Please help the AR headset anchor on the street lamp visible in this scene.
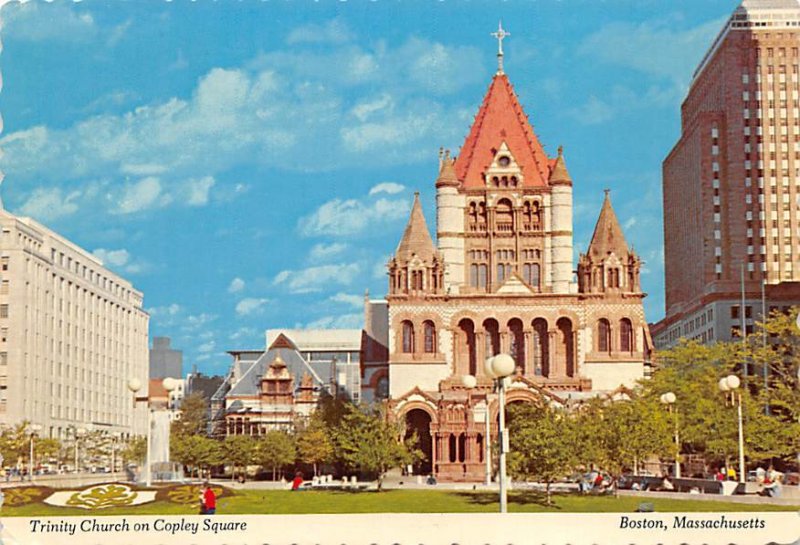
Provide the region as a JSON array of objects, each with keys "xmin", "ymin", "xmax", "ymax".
[
  {"xmin": 127, "ymin": 377, "xmax": 177, "ymax": 487},
  {"xmin": 718, "ymin": 374, "xmax": 745, "ymax": 484},
  {"xmin": 659, "ymin": 392, "xmax": 680, "ymax": 478},
  {"xmin": 27, "ymin": 424, "xmax": 42, "ymax": 482},
  {"xmin": 483, "ymin": 353, "xmax": 516, "ymax": 513}
]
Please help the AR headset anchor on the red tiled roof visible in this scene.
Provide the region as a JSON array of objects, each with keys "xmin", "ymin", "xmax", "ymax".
[{"xmin": 454, "ymin": 74, "xmax": 551, "ymax": 188}]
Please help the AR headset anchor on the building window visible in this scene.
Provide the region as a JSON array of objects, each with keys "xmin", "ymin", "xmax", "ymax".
[
  {"xmin": 522, "ymin": 263, "xmax": 540, "ymax": 289},
  {"xmin": 607, "ymin": 268, "xmax": 620, "ymax": 288},
  {"xmin": 402, "ymin": 321, "xmax": 415, "ymax": 353},
  {"xmin": 0, "ymin": 305, "xmax": 8, "ymax": 319},
  {"xmin": 731, "ymin": 306, "xmax": 739, "ymax": 319},
  {"xmin": 423, "ymin": 321, "xmax": 436, "ymax": 353},
  {"xmin": 619, "ymin": 318, "xmax": 633, "ymax": 353},
  {"xmin": 598, "ymin": 319, "xmax": 611, "ymax": 352},
  {"xmin": 376, "ymin": 376, "xmax": 389, "ymax": 399}
]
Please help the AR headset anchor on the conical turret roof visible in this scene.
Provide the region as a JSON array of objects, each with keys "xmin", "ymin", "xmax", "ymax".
[
  {"xmin": 395, "ymin": 193, "xmax": 436, "ymax": 263},
  {"xmin": 454, "ymin": 74, "xmax": 550, "ymax": 189},
  {"xmin": 587, "ymin": 191, "xmax": 630, "ymax": 258},
  {"xmin": 549, "ymin": 146, "xmax": 572, "ymax": 185}
]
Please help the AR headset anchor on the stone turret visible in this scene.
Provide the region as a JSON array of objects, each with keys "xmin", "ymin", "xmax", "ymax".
[
  {"xmin": 389, "ymin": 193, "xmax": 444, "ymax": 297},
  {"xmin": 578, "ymin": 190, "xmax": 641, "ymax": 294},
  {"xmin": 435, "ymin": 150, "xmax": 465, "ymax": 293},
  {"xmin": 548, "ymin": 146, "xmax": 575, "ymax": 293}
]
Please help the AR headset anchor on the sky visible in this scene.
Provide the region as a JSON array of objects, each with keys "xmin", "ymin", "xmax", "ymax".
[{"xmin": 0, "ymin": 0, "xmax": 739, "ymax": 376}]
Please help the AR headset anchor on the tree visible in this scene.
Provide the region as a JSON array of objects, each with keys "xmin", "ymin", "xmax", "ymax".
[
  {"xmin": 257, "ymin": 431, "xmax": 296, "ymax": 481},
  {"xmin": 34, "ymin": 438, "xmax": 62, "ymax": 465},
  {"xmin": 222, "ymin": 435, "xmax": 257, "ymax": 481},
  {"xmin": 507, "ymin": 402, "xmax": 576, "ymax": 505},
  {"xmin": 172, "ymin": 435, "xmax": 222, "ymax": 479},
  {"xmin": 331, "ymin": 405, "xmax": 413, "ymax": 491},
  {"xmin": 120, "ymin": 436, "xmax": 147, "ymax": 467},
  {"xmin": 0, "ymin": 422, "xmax": 31, "ymax": 467},
  {"xmin": 172, "ymin": 392, "xmax": 209, "ymax": 437},
  {"xmin": 296, "ymin": 417, "xmax": 333, "ymax": 477}
]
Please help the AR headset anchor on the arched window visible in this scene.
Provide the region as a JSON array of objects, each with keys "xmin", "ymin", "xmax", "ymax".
[
  {"xmin": 523, "ymin": 263, "xmax": 540, "ymax": 289},
  {"xmin": 598, "ymin": 319, "xmax": 611, "ymax": 352},
  {"xmin": 458, "ymin": 433, "xmax": 466, "ymax": 463},
  {"xmin": 449, "ymin": 434, "xmax": 457, "ymax": 462},
  {"xmin": 531, "ymin": 202, "xmax": 541, "ymax": 229},
  {"xmin": 470, "ymin": 264, "xmax": 479, "ymax": 288},
  {"xmin": 423, "ymin": 321, "xmax": 436, "ymax": 353},
  {"xmin": 468, "ymin": 202, "xmax": 478, "ymax": 225},
  {"xmin": 620, "ymin": 318, "xmax": 633, "ymax": 353},
  {"xmin": 402, "ymin": 321, "xmax": 415, "ymax": 353},
  {"xmin": 495, "ymin": 199, "xmax": 514, "ymax": 232},
  {"xmin": 376, "ymin": 376, "xmax": 389, "ymax": 399}
]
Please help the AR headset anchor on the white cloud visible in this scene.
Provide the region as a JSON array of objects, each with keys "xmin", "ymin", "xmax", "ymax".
[
  {"xmin": 579, "ymin": 16, "xmax": 727, "ymax": 86},
  {"xmin": 198, "ymin": 340, "xmax": 216, "ymax": 353},
  {"xmin": 92, "ymin": 248, "xmax": 131, "ymax": 268},
  {"xmin": 228, "ymin": 277, "xmax": 246, "ymax": 293},
  {"xmin": 305, "ymin": 313, "xmax": 363, "ymax": 330},
  {"xmin": 287, "ymin": 18, "xmax": 352, "ymax": 45},
  {"xmin": 308, "ymin": 242, "xmax": 348, "ymax": 262},
  {"xmin": 368, "ymin": 182, "xmax": 405, "ymax": 196},
  {"xmin": 115, "ymin": 177, "xmax": 168, "ymax": 214},
  {"xmin": 329, "ymin": 292, "xmax": 363, "ymax": 308},
  {"xmin": 1, "ymin": 35, "xmax": 478, "ymax": 201},
  {"xmin": 183, "ymin": 176, "xmax": 215, "ymax": 206},
  {"xmin": 229, "ymin": 326, "xmax": 258, "ymax": 341},
  {"xmin": 352, "ymin": 94, "xmax": 394, "ymax": 122},
  {"xmin": 235, "ymin": 298, "xmax": 270, "ymax": 316},
  {"xmin": 183, "ymin": 313, "xmax": 218, "ymax": 332},
  {"xmin": 18, "ymin": 188, "xmax": 81, "ymax": 222},
  {"xmin": 273, "ymin": 264, "xmax": 361, "ymax": 294},
  {"xmin": 373, "ymin": 255, "xmax": 389, "ymax": 279},
  {"xmin": 2, "ymin": 2, "xmax": 97, "ymax": 43},
  {"xmin": 148, "ymin": 303, "xmax": 182, "ymax": 317},
  {"xmin": 300, "ymin": 195, "xmax": 410, "ymax": 237}
]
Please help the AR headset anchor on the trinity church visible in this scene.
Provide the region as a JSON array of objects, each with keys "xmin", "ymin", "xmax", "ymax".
[{"xmin": 361, "ymin": 27, "xmax": 654, "ymax": 481}]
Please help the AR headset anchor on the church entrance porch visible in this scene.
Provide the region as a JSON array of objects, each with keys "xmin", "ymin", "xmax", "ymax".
[{"xmin": 404, "ymin": 409, "xmax": 433, "ymax": 475}]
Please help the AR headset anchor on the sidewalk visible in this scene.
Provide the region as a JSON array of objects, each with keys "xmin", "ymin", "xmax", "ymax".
[{"xmin": 616, "ymin": 487, "xmax": 800, "ymax": 507}]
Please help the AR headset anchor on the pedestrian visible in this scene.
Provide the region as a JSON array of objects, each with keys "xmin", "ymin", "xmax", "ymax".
[
  {"xmin": 200, "ymin": 482, "xmax": 216, "ymax": 515},
  {"xmin": 291, "ymin": 471, "xmax": 304, "ymax": 491},
  {"xmin": 726, "ymin": 466, "xmax": 736, "ymax": 481}
]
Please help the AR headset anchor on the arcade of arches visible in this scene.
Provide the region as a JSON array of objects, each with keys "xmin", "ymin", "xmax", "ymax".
[{"xmin": 454, "ymin": 316, "xmax": 576, "ymax": 382}]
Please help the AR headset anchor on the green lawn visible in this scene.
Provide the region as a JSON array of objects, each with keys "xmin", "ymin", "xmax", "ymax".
[{"xmin": 2, "ymin": 489, "xmax": 795, "ymax": 516}]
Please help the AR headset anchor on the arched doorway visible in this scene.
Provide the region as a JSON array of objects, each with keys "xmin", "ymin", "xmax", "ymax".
[
  {"xmin": 532, "ymin": 318, "xmax": 548, "ymax": 377},
  {"xmin": 508, "ymin": 318, "xmax": 525, "ymax": 373},
  {"xmin": 457, "ymin": 319, "xmax": 477, "ymax": 376},
  {"xmin": 405, "ymin": 409, "xmax": 433, "ymax": 475},
  {"xmin": 556, "ymin": 317, "xmax": 575, "ymax": 377},
  {"xmin": 483, "ymin": 318, "xmax": 500, "ymax": 359}
]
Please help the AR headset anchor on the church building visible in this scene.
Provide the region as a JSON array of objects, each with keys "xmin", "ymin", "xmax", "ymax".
[{"xmin": 374, "ymin": 26, "xmax": 654, "ymax": 482}]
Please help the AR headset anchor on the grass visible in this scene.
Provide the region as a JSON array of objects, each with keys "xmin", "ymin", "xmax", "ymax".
[{"xmin": 1, "ymin": 489, "xmax": 796, "ymax": 516}]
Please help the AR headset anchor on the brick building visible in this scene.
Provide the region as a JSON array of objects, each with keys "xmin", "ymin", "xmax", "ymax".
[
  {"xmin": 378, "ymin": 35, "xmax": 653, "ymax": 482},
  {"xmin": 653, "ymin": 0, "xmax": 800, "ymax": 348}
]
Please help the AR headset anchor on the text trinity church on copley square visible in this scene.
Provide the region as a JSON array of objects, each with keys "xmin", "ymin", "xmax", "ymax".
[{"xmin": 354, "ymin": 26, "xmax": 654, "ymax": 482}]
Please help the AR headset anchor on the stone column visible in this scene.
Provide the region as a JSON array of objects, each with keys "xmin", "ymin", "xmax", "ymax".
[
  {"xmin": 523, "ymin": 330, "xmax": 533, "ymax": 376},
  {"xmin": 475, "ymin": 332, "xmax": 485, "ymax": 373},
  {"xmin": 548, "ymin": 330, "xmax": 557, "ymax": 377},
  {"xmin": 571, "ymin": 330, "xmax": 578, "ymax": 377},
  {"xmin": 500, "ymin": 331, "xmax": 509, "ymax": 354}
]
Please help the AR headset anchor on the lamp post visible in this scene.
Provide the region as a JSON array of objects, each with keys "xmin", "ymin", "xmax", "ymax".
[
  {"xmin": 484, "ymin": 354, "xmax": 516, "ymax": 513},
  {"xmin": 718, "ymin": 374, "xmax": 745, "ymax": 484},
  {"xmin": 27, "ymin": 424, "xmax": 42, "ymax": 482},
  {"xmin": 127, "ymin": 377, "xmax": 177, "ymax": 487},
  {"xmin": 659, "ymin": 392, "xmax": 680, "ymax": 478}
]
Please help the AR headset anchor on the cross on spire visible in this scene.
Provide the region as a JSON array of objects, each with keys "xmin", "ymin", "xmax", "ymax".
[{"xmin": 490, "ymin": 21, "xmax": 510, "ymax": 75}]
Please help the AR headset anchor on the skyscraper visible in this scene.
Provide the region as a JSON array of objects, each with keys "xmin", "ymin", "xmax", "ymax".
[{"xmin": 654, "ymin": 0, "xmax": 800, "ymax": 348}]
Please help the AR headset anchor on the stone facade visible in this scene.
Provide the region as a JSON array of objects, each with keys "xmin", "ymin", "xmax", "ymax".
[{"xmin": 381, "ymin": 59, "xmax": 653, "ymax": 481}]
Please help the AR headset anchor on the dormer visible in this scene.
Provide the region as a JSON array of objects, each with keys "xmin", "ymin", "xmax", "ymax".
[{"xmin": 485, "ymin": 142, "xmax": 524, "ymax": 189}]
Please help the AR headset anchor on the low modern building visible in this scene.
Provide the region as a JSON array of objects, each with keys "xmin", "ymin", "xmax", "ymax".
[{"xmin": 0, "ymin": 206, "xmax": 149, "ymax": 440}]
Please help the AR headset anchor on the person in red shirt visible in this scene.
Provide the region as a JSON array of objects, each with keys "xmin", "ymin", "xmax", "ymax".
[
  {"xmin": 201, "ymin": 482, "xmax": 216, "ymax": 514},
  {"xmin": 291, "ymin": 471, "xmax": 304, "ymax": 491}
]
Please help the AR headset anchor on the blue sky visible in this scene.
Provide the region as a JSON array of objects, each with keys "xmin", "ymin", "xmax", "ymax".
[{"xmin": 0, "ymin": 1, "xmax": 736, "ymax": 375}]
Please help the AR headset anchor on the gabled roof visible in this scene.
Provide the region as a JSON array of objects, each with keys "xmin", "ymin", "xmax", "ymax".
[
  {"xmin": 268, "ymin": 333, "xmax": 297, "ymax": 351},
  {"xmin": 586, "ymin": 191, "xmax": 631, "ymax": 259},
  {"xmin": 454, "ymin": 74, "xmax": 550, "ymax": 189},
  {"xmin": 227, "ymin": 347, "xmax": 325, "ymax": 397},
  {"xmin": 394, "ymin": 193, "xmax": 436, "ymax": 263}
]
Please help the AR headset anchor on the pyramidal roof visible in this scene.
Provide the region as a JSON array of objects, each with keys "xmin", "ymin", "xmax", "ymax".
[
  {"xmin": 395, "ymin": 193, "xmax": 436, "ymax": 262},
  {"xmin": 454, "ymin": 74, "xmax": 551, "ymax": 189},
  {"xmin": 587, "ymin": 191, "xmax": 630, "ymax": 259}
]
